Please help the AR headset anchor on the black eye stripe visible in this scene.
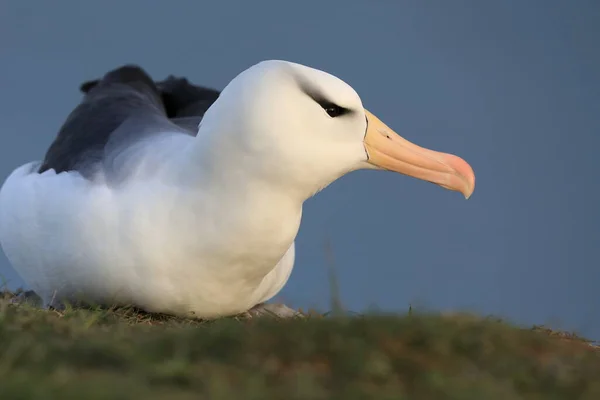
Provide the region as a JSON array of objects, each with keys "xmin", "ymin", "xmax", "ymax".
[
  {"xmin": 317, "ymin": 99, "xmax": 350, "ymax": 118},
  {"xmin": 296, "ymin": 77, "xmax": 351, "ymax": 118},
  {"xmin": 324, "ymin": 105, "xmax": 346, "ymax": 118}
]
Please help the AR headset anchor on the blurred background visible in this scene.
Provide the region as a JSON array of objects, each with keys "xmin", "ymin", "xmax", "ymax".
[{"xmin": 0, "ymin": 1, "xmax": 598, "ymax": 338}]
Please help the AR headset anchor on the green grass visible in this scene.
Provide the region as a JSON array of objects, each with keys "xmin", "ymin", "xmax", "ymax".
[{"xmin": 0, "ymin": 291, "xmax": 599, "ymax": 399}]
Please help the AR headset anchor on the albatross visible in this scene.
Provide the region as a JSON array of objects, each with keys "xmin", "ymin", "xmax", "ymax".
[{"xmin": 0, "ymin": 60, "xmax": 475, "ymax": 319}]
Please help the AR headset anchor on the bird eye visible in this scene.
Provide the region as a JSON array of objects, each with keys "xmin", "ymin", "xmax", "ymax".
[
  {"xmin": 325, "ymin": 105, "xmax": 345, "ymax": 118},
  {"xmin": 312, "ymin": 95, "xmax": 350, "ymax": 118}
]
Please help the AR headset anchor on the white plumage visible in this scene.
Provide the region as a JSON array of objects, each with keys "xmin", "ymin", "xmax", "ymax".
[{"xmin": 0, "ymin": 60, "xmax": 475, "ymax": 318}]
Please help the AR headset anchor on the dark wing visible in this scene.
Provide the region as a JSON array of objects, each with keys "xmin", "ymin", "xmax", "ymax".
[
  {"xmin": 169, "ymin": 116, "xmax": 205, "ymax": 133},
  {"xmin": 156, "ymin": 76, "xmax": 220, "ymax": 119},
  {"xmin": 39, "ymin": 65, "xmax": 171, "ymax": 177},
  {"xmin": 79, "ymin": 73, "xmax": 221, "ymax": 121}
]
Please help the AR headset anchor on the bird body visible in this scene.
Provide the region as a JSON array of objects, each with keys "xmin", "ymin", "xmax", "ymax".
[{"xmin": 0, "ymin": 60, "xmax": 475, "ymax": 318}]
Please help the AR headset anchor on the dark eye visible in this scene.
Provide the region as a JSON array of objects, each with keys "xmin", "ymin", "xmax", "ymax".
[
  {"xmin": 325, "ymin": 105, "xmax": 345, "ymax": 118},
  {"xmin": 319, "ymin": 100, "xmax": 349, "ymax": 118}
]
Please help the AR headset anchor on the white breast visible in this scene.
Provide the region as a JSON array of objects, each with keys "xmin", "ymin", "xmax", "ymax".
[{"xmin": 0, "ymin": 161, "xmax": 300, "ymax": 318}]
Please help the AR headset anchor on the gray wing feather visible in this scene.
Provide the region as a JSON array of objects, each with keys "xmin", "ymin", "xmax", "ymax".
[{"xmin": 38, "ymin": 65, "xmax": 222, "ymax": 180}]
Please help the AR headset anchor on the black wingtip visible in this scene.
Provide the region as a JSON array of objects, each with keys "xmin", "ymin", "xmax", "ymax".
[
  {"xmin": 78, "ymin": 65, "xmax": 154, "ymax": 94},
  {"xmin": 100, "ymin": 65, "xmax": 154, "ymax": 88},
  {"xmin": 79, "ymin": 79, "xmax": 99, "ymax": 93}
]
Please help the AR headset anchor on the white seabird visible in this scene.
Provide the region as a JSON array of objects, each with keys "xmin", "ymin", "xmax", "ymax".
[{"xmin": 0, "ymin": 60, "xmax": 475, "ymax": 319}]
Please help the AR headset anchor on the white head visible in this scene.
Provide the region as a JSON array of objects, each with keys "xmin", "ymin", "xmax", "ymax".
[{"xmin": 197, "ymin": 60, "xmax": 475, "ymax": 201}]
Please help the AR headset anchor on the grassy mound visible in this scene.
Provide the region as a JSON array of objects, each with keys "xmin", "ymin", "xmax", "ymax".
[{"xmin": 0, "ymin": 293, "xmax": 598, "ymax": 399}]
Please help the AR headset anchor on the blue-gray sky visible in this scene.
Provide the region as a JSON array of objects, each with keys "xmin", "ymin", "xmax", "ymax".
[{"xmin": 1, "ymin": 1, "xmax": 599, "ymax": 338}]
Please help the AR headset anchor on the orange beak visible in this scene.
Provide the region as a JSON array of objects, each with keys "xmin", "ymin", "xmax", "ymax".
[{"xmin": 363, "ymin": 110, "xmax": 475, "ymax": 199}]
